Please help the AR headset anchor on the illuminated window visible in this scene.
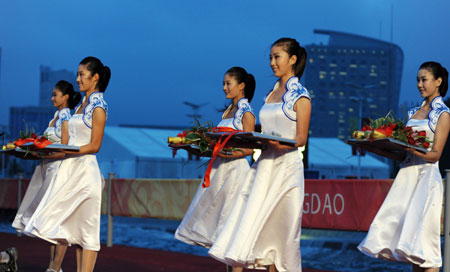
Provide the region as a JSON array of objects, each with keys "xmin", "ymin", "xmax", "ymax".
[
  {"xmin": 319, "ymin": 55, "xmax": 325, "ymax": 59},
  {"xmin": 369, "ymin": 104, "xmax": 377, "ymax": 108},
  {"xmin": 329, "ymin": 63, "xmax": 337, "ymax": 67},
  {"xmin": 369, "ymin": 73, "xmax": 378, "ymax": 77},
  {"xmin": 339, "ymin": 91, "xmax": 344, "ymax": 96},
  {"xmin": 309, "ymin": 58, "xmax": 314, "ymax": 63},
  {"xmin": 380, "ymin": 81, "xmax": 387, "ymax": 85},
  {"xmin": 349, "ymin": 64, "xmax": 357, "ymax": 68},
  {"xmin": 339, "ymin": 71, "xmax": 347, "ymax": 76},
  {"xmin": 349, "ymin": 108, "xmax": 354, "ymax": 112},
  {"xmin": 319, "ymin": 74, "xmax": 325, "ymax": 79},
  {"xmin": 329, "ymin": 92, "xmax": 335, "ymax": 97}
]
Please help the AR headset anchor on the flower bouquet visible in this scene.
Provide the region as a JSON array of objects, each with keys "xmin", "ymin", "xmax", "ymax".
[
  {"xmin": 168, "ymin": 120, "xmax": 215, "ymax": 157},
  {"xmin": 2, "ymin": 126, "xmax": 79, "ymax": 159},
  {"xmin": 347, "ymin": 111, "xmax": 431, "ymax": 157}
]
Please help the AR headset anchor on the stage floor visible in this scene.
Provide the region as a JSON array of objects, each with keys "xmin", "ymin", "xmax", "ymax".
[{"xmin": 0, "ymin": 232, "xmax": 332, "ymax": 272}]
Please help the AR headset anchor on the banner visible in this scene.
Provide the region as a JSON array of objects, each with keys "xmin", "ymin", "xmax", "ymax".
[
  {"xmin": 302, "ymin": 179, "xmax": 393, "ymax": 231},
  {"xmin": 0, "ymin": 178, "xmax": 397, "ymax": 231}
]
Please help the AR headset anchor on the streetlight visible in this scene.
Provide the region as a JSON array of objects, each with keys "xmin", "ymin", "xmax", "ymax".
[{"xmin": 346, "ymin": 83, "xmax": 376, "ymax": 179}]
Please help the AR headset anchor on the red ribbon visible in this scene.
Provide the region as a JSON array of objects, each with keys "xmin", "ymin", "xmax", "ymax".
[
  {"xmin": 202, "ymin": 127, "xmax": 242, "ymax": 188},
  {"xmin": 33, "ymin": 137, "xmax": 53, "ymax": 149}
]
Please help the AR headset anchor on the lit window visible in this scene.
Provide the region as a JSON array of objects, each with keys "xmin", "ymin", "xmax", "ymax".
[
  {"xmin": 329, "ymin": 63, "xmax": 337, "ymax": 67},
  {"xmin": 339, "ymin": 71, "xmax": 347, "ymax": 76},
  {"xmin": 349, "ymin": 108, "xmax": 354, "ymax": 112},
  {"xmin": 309, "ymin": 58, "xmax": 314, "ymax": 63},
  {"xmin": 369, "ymin": 104, "xmax": 377, "ymax": 108},
  {"xmin": 319, "ymin": 55, "xmax": 325, "ymax": 59},
  {"xmin": 369, "ymin": 73, "xmax": 378, "ymax": 77},
  {"xmin": 349, "ymin": 64, "xmax": 357, "ymax": 68}
]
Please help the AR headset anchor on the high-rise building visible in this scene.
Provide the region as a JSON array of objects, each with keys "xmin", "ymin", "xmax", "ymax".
[
  {"xmin": 39, "ymin": 65, "xmax": 77, "ymax": 106},
  {"xmin": 9, "ymin": 66, "xmax": 77, "ymax": 139},
  {"xmin": 304, "ymin": 29, "xmax": 404, "ymax": 139}
]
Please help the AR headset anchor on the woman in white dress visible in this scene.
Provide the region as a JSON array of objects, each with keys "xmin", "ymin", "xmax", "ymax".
[
  {"xmin": 24, "ymin": 56, "xmax": 110, "ymax": 272},
  {"xmin": 12, "ymin": 80, "xmax": 81, "ymax": 272},
  {"xmin": 175, "ymin": 67, "xmax": 256, "ymax": 249},
  {"xmin": 358, "ymin": 61, "xmax": 450, "ymax": 272},
  {"xmin": 209, "ymin": 38, "xmax": 311, "ymax": 272}
]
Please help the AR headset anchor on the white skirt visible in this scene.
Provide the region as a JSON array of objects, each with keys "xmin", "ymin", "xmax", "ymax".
[
  {"xmin": 358, "ymin": 157, "xmax": 443, "ymax": 268},
  {"xmin": 12, "ymin": 159, "xmax": 62, "ymax": 231},
  {"xmin": 209, "ymin": 149, "xmax": 304, "ymax": 272},
  {"xmin": 23, "ymin": 154, "xmax": 104, "ymax": 251},
  {"xmin": 175, "ymin": 157, "xmax": 250, "ymax": 248}
]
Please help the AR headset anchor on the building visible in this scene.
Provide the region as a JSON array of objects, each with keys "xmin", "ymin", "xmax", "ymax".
[
  {"xmin": 39, "ymin": 65, "xmax": 77, "ymax": 107},
  {"xmin": 9, "ymin": 66, "xmax": 77, "ymax": 138},
  {"xmin": 97, "ymin": 126, "xmax": 209, "ymax": 179},
  {"xmin": 304, "ymin": 29, "xmax": 404, "ymax": 139}
]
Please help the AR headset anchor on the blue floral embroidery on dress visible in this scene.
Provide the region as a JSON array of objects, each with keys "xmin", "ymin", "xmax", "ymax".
[
  {"xmin": 281, "ymin": 76, "xmax": 311, "ymax": 121},
  {"xmin": 408, "ymin": 96, "xmax": 449, "ymax": 132},
  {"xmin": 54, "ymin": 108, "xmax": 71, "ymax": 138},
  {"xmin": 82, "ymin": 92, "xmax": 108, "ymax": 129},
  {"xmin": 233, "ymin": 98, "xmax": 254, "ymax": 130}
]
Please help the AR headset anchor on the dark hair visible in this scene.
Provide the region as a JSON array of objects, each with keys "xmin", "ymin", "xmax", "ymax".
[
  {"xmin": 79, "ymin": 56, "xmax": 111, "ymax": 93},
  {"xmin": 272, "ymin": 37, "xmax": 307, "ymax": 79},
  {"xmin": 225, "ymin": 67, "xmax": 256, "ymax": 102},
  {"xmin": 419, "ymin": 61, "xmax": 449, "ymax": 97},
  {"xmin": 55, "ymin": 80, "xmax": 82, "ymax": 109}
]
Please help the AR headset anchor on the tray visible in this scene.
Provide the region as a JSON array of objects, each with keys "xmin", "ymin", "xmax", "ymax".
[
  {"xmin": 205, "ymin": 131, "xmax": 297, "ymax": 149},
  {"xmin": 1, "ymin": 143, "xmax": 80, "ymax": 156},
  {"xmin": 346, "ymin": 138, "xmax": 427, "ymax": 154},
  {"xmin": 169, "ymin": 144, "xmax": 212, "ymax": 157}
]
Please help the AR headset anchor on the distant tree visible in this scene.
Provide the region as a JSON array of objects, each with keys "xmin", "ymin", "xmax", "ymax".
[{"xmin": 440, "ymin": 97, "xmax": 450, "ymax": 177}]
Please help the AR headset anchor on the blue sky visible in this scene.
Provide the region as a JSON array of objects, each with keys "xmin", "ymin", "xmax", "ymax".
[{"xmin": 0, "ymin": 0, "xmax": 449, "ymax": 129}]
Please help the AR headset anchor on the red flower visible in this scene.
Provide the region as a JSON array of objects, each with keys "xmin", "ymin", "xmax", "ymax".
[
  {"xmin": 361, "ymin": 125, "xmax": 372, "ymax": 132},
  {"xmin": 418, "ymin": 131, "xmax": 426, "ymax": 137},
  {"xmin": 423, "ymin": 142, "xmax": 430, "ymax": 148},
  {"xmin": 407, "ymin": 137, "xmax": 415, "ymax": 145}
]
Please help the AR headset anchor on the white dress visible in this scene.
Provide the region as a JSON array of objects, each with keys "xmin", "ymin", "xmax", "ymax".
[
  {"xmin": 358, "ymin": 96, "xmax": 450, "ymax": 268},
  {"xmin": 175, "ymin": 98, "xmax": 254, "ymax": 248},
  {"xmin": 209, "ymin": 77, "xmax": 310, "ymax": 272},
  {"xmin": 12, "ymin": 108, "xmax": 71, "ymax": 231},
  {"xmin": 24, "ymin": 92, "xmax": 108, "ymax": 251}
]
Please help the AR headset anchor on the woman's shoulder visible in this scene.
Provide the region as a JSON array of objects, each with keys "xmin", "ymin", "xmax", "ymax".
[
  {"xmin": 285, "ymin": 76, "xmax": 310, "ymax": 100},
  {"xmin": 57, "ymin": 108, "xmax": 72, "ymax": 121},
  {"xmin": 236, "ymin": 97, "xmax": 253, "ymax": 114}
]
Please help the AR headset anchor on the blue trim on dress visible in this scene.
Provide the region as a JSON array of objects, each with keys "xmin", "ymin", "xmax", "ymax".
[
  {"xmin": 77, "ymin": 92, "xmax": 108, "ymax": 129},
  {"xmin": 408, "ymin": 96, "xmax": 450, "ymax": 133},
  {"xmin": 281, "ymin": 76, "xmax": 311, "ymax": 121},
  {"xmin": 54, "ymin": 108, "xmax": 71, "ymax": 138},
  {"xmin": 233, "ymin": 97, "xmax": 254, "ymax": 130}
]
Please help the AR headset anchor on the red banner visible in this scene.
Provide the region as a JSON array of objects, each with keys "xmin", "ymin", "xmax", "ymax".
[
  {"xmin": 1, "ymin": 178, "xmax": 395, "ymax": 231},
  {"xmin": 302, "ymin": 179, "xmax": 393, "ymax": 231}
]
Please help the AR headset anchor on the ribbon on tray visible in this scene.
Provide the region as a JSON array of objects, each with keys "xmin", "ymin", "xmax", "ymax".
[
  {"xmin": 202, "ymin": 127, "xmax": 242, "ymax": 188},
  {"xmin": 14, "ymin": 136, "xmax": 52, "ymax": 149}
]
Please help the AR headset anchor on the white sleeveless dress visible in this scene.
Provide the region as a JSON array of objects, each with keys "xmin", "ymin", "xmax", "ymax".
[
  {"xmin": 358, "ymin": 96, "xmax": 449, "ymax": 268},
  {"xmin": 24, "ymin": 92, "xmax": 107, "ymax": 251},
  {"xmin": 209, "ymin": 77, "xmax": 310, "ymax": 272},
  {"xmin": 175, "ymin": 98, "xmax": 255, "ymax": 248},
  {"xmin": 12, "ymin": 108, "xmax": 71, "ymax": 232}
]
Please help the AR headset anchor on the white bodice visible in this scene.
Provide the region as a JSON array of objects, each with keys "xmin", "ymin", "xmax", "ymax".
[
  {"xmin": 68, "ymin": 114, "xmax": 92, "ymax": 146},
  {"xmin": 69, "ymin": 92, "xmax": 108, "ymax": 147},
  {"xmin": 260, "ymin": 103, "xmax": 297, "ymax": 139},
  {"xmin": 44, "ymin": 108, "xmax": 71, "ymax": 144},
  {"xmin": 216, "ymin": 118, "xmax": 235, "ymax": 129}
]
